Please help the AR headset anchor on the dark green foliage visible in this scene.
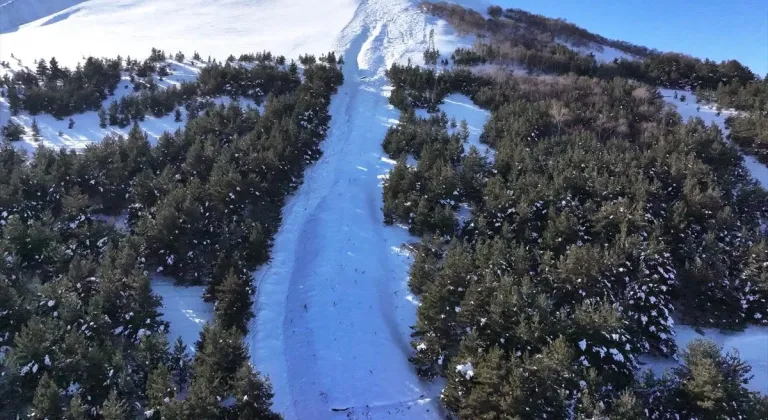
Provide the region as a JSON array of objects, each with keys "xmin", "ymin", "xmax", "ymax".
[
  {"xmin": 10, "ymin": 57, "xmax": 121, "ymax": 118},
  {"xmin": 2, "ymin": 120, "xmax": 26, "ymax": 141},
  {"xmin": 726, "ymin": 112, "xmax": 768, "ymax": 165},
  {"xmin": 384, "ymin": 45, "xmax": 766, "ymax": 416},
  {"xmin": 0, "ymin": 49, "xmax": 340, "ymax": 419},
  {"xmin": 31, "ymin": 118, "xmax": 40, "ymax": 139},
  {"xmin": 30, "ymin": 374, "xmax": 62, "ymax": 419},
  {"xmin": 426, "ymin": 2, "xmax": 761, "ymax": 94}
]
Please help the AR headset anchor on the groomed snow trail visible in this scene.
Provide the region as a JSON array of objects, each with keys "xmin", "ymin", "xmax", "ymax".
[{"xmin": 249, "ymin": 1, "xmax": 451, "ymax": 418}]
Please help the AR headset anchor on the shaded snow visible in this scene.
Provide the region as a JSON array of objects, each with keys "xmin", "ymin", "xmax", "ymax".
[
  {"xmin": 0, "ymin": 0, "xmax": 85, "ymax": 33},
  {"xmin": 640, "ymin": 325, "xmax": 768, "ymax": 394},
  {"xmin": 151, "ymin": 276, "xmax": 212, "ymax": 352}
]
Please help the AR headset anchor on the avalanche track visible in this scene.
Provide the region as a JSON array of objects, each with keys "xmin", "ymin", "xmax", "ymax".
[{"xmin": 248, "ymin": 1, "xmax": 456, "ymax": 418}]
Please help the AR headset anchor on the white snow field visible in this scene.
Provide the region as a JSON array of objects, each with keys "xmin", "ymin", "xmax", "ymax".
[
  {"xmin": 0, "ymin": 0, "xmax": 358, "ymax": 67},
  {"xmin": 562, "ymin": 40, "xmax": 638, "ymax": 63}
]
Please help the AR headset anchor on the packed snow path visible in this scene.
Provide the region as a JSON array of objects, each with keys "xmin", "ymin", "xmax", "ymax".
[{"xmin": 248, "ymin": 1, "xmax": 463, "ymax": 418}]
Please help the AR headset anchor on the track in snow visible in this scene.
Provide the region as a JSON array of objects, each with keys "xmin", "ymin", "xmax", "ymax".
[{"xmin": 248, "ymin": 1, "xmax": 448, "ymax": 418}]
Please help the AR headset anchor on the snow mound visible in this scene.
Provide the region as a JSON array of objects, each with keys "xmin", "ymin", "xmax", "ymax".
[{"xmin": 0, "ymin": 0, "xmax": 85, "ymax": 33}]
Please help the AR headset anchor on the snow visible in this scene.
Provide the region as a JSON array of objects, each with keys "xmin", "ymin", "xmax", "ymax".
[
  {"xmin": 0, "ymin": 66, "xmax": 258, "ymax": 153},
  {"xmin": 562, "ymin": 40, "xmax": 638, "ymax": 63},
  {"xmin": 151, "ymin": 276, "xmax": 212, "ymax": 352},
  {"xmin": 455, "ymin": 362, "xmax": 474, "ymax": 380},
  {"xmin": 0, "ymin": 0, "xmax": 358, "ymax": 67},
  {"xmin": 441, "ymin": 94, "xmax": 493, "ymax": 159},
  {"xmin": 248, "ymin": 1, "xmax": 494, "ymax": 418},
  {"xmin": 660, "ymin": 88, "xmax": 768, "ymax": 189},
  {"xmin": 640, "ymin": 325, "xmax": 768, "ymax": 393},
  {"xmin": 0, "ymin": 0, "xmax": 85, "ymax": 33}
]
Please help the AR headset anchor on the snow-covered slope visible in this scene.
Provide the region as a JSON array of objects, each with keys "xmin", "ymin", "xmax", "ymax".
[
  {"xmin": 0, "ymin": 0, "xmax": 85, "ymax": 33},
  {"xmin": 655, "ymin": 89, "xmax": 768, "ymax": 393},
  {"xmin": 249, "ymin": 1, "xmax": 461, "ymax": 417},
  {"xmin": 0, "ymin": 0, "xmax": 358, "ymax": 67},
  {"xmin": 6, "ymin": 0, "xmax": 766, "ymax": 417}
]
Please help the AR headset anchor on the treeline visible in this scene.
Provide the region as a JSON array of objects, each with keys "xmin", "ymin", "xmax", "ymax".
[
  {"xmin": 2, "ymin": 56, "xmax": 121, "ymax": 119},
  {"xmin": 423, "ymin": 1, "xmax": 653, "ymax": 57},
  {"xmin": 383, "ymin": 63, "xmax": 768, "ymax": 417},
  {"xmin": 0, "ymin": 52, "xmax": 343, "ymax": 418},
  {"xmin": 424, "ymin": 0, "xmax": 768, "ymax": 181},
  {"xmin": 1, "ymin": 48, "xmax": 345, "ymax": 128},
  {"xmin": 424, "ymin": 2, "xmax": 761, "ymax": 93}
]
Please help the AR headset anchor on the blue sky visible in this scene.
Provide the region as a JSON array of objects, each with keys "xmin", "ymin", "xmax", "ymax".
[{"xmin": 490, "ymin": 0, "xmax": 768, "ymax": 76}]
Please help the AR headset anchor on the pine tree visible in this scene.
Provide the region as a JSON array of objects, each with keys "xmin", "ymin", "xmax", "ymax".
[
  {"xmin": 30, "ymin": 374, "xmax": 63, "ymax": 419},
  {"xmin": 231, "ymin": 363, "xmax": 282, "ymax": 420},
  {"xmin": 100, "ymin": 389, "xmax": 129, "ymax": 420},
  {"xmin": 610, "ymin": 390, "xmax": 645, "ymax": 420},
  {"xmin": 169, "ymin": 337, "xmax": 192, "ymax": 389},
  {"xmin": 36, "ymin": 60, "xmax": 49, "ymax": 80},
  {"xmin": 215, "ymin": 270, "xmax": 253, "ymax": 333},
  {"xmin": 98, "ymin": 107, "xmax": 108, "ymax": 128},
  {"xmin": 6, "ymin": 85, "xmax": 21, "ymax": 115},
  {"xmin": 65, "ymin": 395, "xmax": 87, "ymax": 420},
  {"xmin": 147, "ymin": 364, "xmax": 175, "ymax": 415},
  {"xmin": 673, "ymin": 339, "xmax": 756, "ymax": 418},
  {"xmin": 49, "ymin": 57, "xmax": 62, "ymax": 81},
  {"xmin": 31, "ymin": 118, "xmax": 41, "ymax": 139},
  {"xmin": 2, "ymin": 120, "xmax": 25, "ymax": 142},
  {"xmin": 487, "ymin": 5, "xmax": 503, "ymax": 19}
]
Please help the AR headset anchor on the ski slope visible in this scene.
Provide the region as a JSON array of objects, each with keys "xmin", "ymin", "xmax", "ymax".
[{"xmin": 248, "ymin": 1, "xmax": 471, "ymax": 417}]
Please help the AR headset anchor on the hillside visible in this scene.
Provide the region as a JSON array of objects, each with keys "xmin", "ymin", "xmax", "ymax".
[{"xmin": 1, "ymin": 0, "xmax": 767, "ymax": 419}]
